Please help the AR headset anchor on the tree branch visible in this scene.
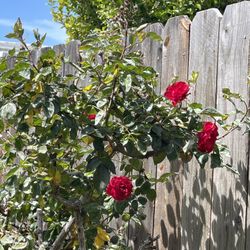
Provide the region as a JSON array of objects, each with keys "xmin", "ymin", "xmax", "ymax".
[
  {"xmin": 75, "ymin": 210, "xmax": 86, "ymax": 250},
  {"xmin": 36, "ymin": 209, "xmax": 43, "ymax": 246},
  {"xmin": 50, "ymin": 216, "xmax": 75, "ymax": 250}
]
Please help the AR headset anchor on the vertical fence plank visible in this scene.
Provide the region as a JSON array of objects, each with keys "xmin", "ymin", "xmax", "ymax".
[
  {"xmin": 246, "ymin": 40, "xmax": 250, "ymax": 250},
  {"xmin": 211, "ymin": 2, "xmax": 250, "ymax": 250},
  {"xmin": 153, "ymin": 16, "xmax": 190, "ymax": 250},
  {"xmin": 64, "ymin": 41, "xmax": 81, "ymax": 78},
  {"xmin": 181, "ymin": 9, "xmax": 222, "ymax": 250},
  {"xmin": 53, "ymin": 44, "xmax": 65, "ymax": 76},
  {"xmin": 128, "ymin": 23, "xmax": 163, "ymax": 249}
]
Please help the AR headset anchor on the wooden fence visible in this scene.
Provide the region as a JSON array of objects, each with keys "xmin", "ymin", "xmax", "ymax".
[{"xmin": 1, "ymin": 1, "xmax": 250, "ymax": 249}]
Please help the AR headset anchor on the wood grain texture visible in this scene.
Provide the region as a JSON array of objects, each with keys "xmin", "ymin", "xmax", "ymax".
[
  {"xmin": 53, "ymin": 44, "xmax": 65, "ymax": 76},
  {"xmin": 127, "ymin": 23, "xmax": 163, "ymax": 249},
  {"xmin": 64, "ymin": 41, "xmax": 81, "ymax": 79},
  {"xmin": 153, "ymin": 16, "xmax": 191, "ymax": 250},
  {"xmin": 181, "ymin": 9, "xmax": 222, "ymax": 250},
  {"xmin": 246, "ymin": 32, "xmax": 250, "ymax": 250},
  {"xmin": 211, "ymin": 2, "xmax": 250, "ymax": 250}
]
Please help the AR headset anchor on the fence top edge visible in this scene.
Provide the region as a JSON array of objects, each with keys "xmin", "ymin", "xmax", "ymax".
[{"xmin": 192, "ymin": 8, "xmax": 222, "ymax": 21}]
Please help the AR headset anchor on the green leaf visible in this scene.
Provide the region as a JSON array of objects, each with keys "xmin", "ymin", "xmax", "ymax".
[
  {"xmin": 5, "ymin": 166, "xmax": 19, "ymax": 179},
  {"xmin": 93, "ymin": 165, "xmax": 110, "ymax": 191},
  {"xmin": 211, "ymin": 153, "xmax": 222, "ymax": 168},
  {"xmin": 123, "ymin": 74, "xmax": 132, "ymax": 92},
  {"xmin": 19, "ymin": 69, "xmax": 31, "ymax": 79},
  {"xmin": 196, "ymin": 153, "xmax": 209, "ymax": 168},
  {"xmin": 140, "ymin": 181, "xmax": 151, "ymax": 194},
  {"xmin": 95, "ymin": 110, "xmax": 105, "ymax": 125},
  {"xmin": 38, "ymin": 145, "xmax": 47, "ymax": 154},
  {"xmin": 14, "ymin": 18, "xmax": 24, "ymax": 37},
  {"xmin": 135, "ymin": 176, "xmax": 144, "ymax": 186},
  {"xmin": 114, "ymin": 200, "xmax": 127, "ymax": 214},
  {"xmin": 8, "ymin": 48, "xmax": 16, "ymax": 56},
  {"xmin": 138, "ymin": 196, "xmax": 147, "ymax": 205},
  {"xmin": 146, "ymin": 189, "xmax": 156, "ymax": 201},
  {"xmin": 129, "ymin": 158, "xmax": 143, "ymax": 171},
  {"xmin": 5, "ymin": 33, "xmax": 18, "ymax": 39},
  {"xmin": 146, "ymin": 32, "xmax": 162, "ymax": 41},
  {"xmin": 93, "ymin": 138, "xmax": 104, "ymax": 152},
  {"xmin": 156, "ymin": 172, "xmax": 174, "ymax": 183},
  {"xmin": 0, "ymin": 235, "xmax": 13, "ymax": 245},
  {"xmin": 222, "ymin": 88, "xmax": 242, "ymax": 100},
  {"xmin": 0, "ymin": 103, "xmax": 17, "ymax": 119},
  {"xmin": 131, "ymin": 200, "xmax": 138, "ymax": 211},
  {"xmin": 12, "ymin": 242, "xmax": 28, "ymax": 250},
  {"xmin": 189, "ymin": 71, "xmax": 199, "ymax": 84},
  {"xmin": 86, "ymin": 157, "xmax": 102, "ymax": 172},
  {"xmin": 153, "ymin": 151, "xmax": 167, "ymax": 164},
  {"xmin": 44, "ymin": 102, "xmax": 55, "ymax": 118},
  {"xmin": 122, "ymin": 212, "xmax": 131, "ymax": 222},
  {"xmin": 0, "ymin": 120, "xmax": 4, "ymax": 133},
  {"xmin": 201, "ymin": 107, "xmax": 225, "ymax": 118}
]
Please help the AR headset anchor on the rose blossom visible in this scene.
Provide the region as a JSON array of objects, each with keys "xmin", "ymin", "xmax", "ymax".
[
  {"xmin": 87, "ymin": 114, "xmax": 96, "ymax": 120},
  {"xmin": 164, "ymin": 81, "xmax": 190, "ymax": 106},
  {"xmin": 197, "ymin": 122, "xmax": 218, "ymax": 153},
  {"xmin": 106, "ymin": 176, "xmax": 133, "ymax": 201}
]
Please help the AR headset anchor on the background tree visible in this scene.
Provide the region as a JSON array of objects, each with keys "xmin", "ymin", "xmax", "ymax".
[{"xmin": 49, "ymin": 0, "xmax": 243, "ymax": 39}]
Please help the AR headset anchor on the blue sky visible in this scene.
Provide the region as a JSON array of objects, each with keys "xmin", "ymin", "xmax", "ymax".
[{"xmin": 0, "ymin": 0, "xmax": 67, "ymax": 46}]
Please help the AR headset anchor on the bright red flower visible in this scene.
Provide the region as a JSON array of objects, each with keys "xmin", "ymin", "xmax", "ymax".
[
  {"xmin": 164, "ymin": 81, "xmax": 190, "ymax": 106},
  {"xmin": 87, "ymin": 114, "xmax": 96, "ymax": 120},
  {"xmin": 197, "ymin": 122, "xmax": 218, "ymax": 153},
  {"xmin": 106, "ymin": 176, "xmax": 133, "ymax": 201},
  {"xmin": 202, "ymin": 122, "xmax": 219, "ymax": 138}
]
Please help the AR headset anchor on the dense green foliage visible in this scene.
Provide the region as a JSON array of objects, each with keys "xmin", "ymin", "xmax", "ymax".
[{"xmin": 49, "ymin": 0, "xmax": 243, "ymax": 39}]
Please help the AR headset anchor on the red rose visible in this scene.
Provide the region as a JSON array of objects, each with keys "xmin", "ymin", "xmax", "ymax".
[
  {"xmin": 164, "ymin": 81, "xmax": 190, "ymax": 106},
  {"xmin": 197, "ymin": 122, "xmax": 218, "ymax": 153},
  {"xmin": 106, "ymin": 176, "xmax": 133, "ymax": 201},
  {"xmin": 87, "ymin": 114, "xmax": 96, "ymax": 120},
  {"xmin": 202, "ymin": 122, "xmax": 219, "ymax": 138}
]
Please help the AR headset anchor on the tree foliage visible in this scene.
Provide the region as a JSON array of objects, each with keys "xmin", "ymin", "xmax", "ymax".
[{"xmin": 49, "ymin": 0, "xmax": 243, "ymax": 39}]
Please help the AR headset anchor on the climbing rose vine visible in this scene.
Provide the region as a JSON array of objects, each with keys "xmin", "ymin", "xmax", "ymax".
[{"xmin": 0, "ymin": 18, "xmax": 249, "ymax": 249}]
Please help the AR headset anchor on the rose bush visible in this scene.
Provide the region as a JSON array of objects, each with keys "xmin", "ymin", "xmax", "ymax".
[{"xmin": 0, "ymin": 16, "xmax": 249, "ymax": 249}]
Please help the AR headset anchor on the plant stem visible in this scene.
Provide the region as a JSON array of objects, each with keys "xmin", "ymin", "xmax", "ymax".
[
  {"xmin": 37, "ymin": 209, "xmax": 44, "ymax": 246},
  {"xmin": 50, "ymin": 216, "xmax": 75, "ymax": 250},
  {"xmin": 75, "ymin": 210, "xmax": 86, "ymax": 250}
]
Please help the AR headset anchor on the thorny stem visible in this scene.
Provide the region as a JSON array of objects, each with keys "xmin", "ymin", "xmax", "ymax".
[{"xmin": 218, "ymin": 99, "xmax": 249, "ymax": 140}]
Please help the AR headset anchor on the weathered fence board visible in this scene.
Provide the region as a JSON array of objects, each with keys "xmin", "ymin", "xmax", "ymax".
[
  {"xmin": 211, "ymin": 2, "xmax": 250, "ymax": 250},
  {"xmin": 181, "ymin": 9, "xmax": 222, "ymax": 250},
  {"xmin": 53, "ymin": 44, "xmax": 65, "ymax": 76},
  {"xmin": 154, "ymin": 15, "xmax": 191, "ymax": 250},
  {"xmin": 128, "ymin": 23, "xmax": 163, "ymax": 249}
]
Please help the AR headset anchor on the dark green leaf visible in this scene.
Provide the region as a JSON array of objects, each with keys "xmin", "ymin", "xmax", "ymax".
[
  {"xmin": 146, "ymin": 189, "xmax": 156, "ymax": 201},
  {"xmin": 153, "ymin": 151, "xmax": 167, "ymax": 164},
  {"xmin": 93, "ymin": 165, "xmax": 110, "ymax": 191},
  {"xmin": 138, "ymin": 196, "xmax": 147, "ymax": 205}
]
